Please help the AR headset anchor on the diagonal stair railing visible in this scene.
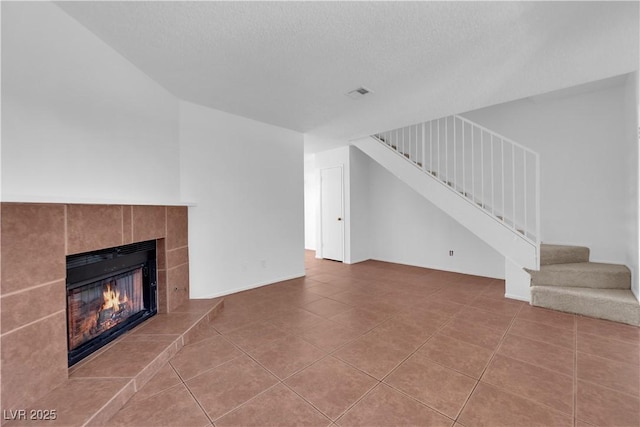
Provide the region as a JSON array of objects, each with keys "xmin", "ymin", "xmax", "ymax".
[{"xmin": 373, "ymin": 115, "xmax": 540, "ymax": 247}]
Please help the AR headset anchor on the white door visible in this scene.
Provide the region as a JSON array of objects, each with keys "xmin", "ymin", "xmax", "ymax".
[{"xmin": 320, "ymin": 166, "xmax": 344, "ymax": 262}]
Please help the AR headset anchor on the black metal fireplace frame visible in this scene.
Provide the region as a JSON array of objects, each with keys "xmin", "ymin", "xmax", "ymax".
[{"xmin": 66, "ymin": 240, "xmax": 157, "ymax": 366}]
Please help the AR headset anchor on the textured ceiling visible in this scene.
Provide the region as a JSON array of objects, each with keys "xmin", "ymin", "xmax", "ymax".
[{"xmin": 56, "ymin": 1, "xmax": 639, "ymax": 142}]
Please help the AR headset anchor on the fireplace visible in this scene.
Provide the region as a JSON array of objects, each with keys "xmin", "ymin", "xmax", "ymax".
[
  {"xmin": 66, "ymin": 240, "xmax": 157, "ymax": 366},
  {"xmin": 1, "ymin": 203, "xmax": 189, "ymax": 414}
]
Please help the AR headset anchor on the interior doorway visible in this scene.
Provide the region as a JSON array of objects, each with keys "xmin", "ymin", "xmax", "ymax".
[{"xmin": 319, "ymin": 166, "xmax": 344, "ymax": 262}]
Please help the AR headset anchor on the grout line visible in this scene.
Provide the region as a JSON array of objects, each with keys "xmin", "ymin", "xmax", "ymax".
[
  {"xmin": 331, "ymin": 381, "xmax": 383, "ymax": 425},
  {"xmin": 452, "ymin": 301, "xmax": 524, "ymax": 422},
  {"xmin": 214, "ymin": 381, "xmax": 283, "ymax": 424},
  {"xmin": 69, "ymin": 330, "xmax": 132, "ymax": 374},
  {"xmin": 0, "ymin": 277, "xmax": 66, "ymax": 298},
  {"xmin": 71, "ymin": 375, "xmax": 135, "ymax": 380},
  {"xmin": 164, "ymin": 206, "xmax": 168, "ymax": 244},
  {"xmin": 0, "ymin": 309, "xmax": 65, "ymax": 337},
  {"xmin": 121, "ymin": 205, "xmax": 124, "ymax": 245},
  {"xmin": 325, "ymin": 299, "xmax": 477, "ymax": 422},
  {"xmin": 278, "ymin": 358, "xmax": 349, "ymax": 422},
  {"xmin": 130, "ymin": 206, "xmax": 134, "ymax": 243},
  {"xmin": 574, "ymin": 372, "xmax": 640, "ymax": 400},
  {"xmin": 381, "ymin": 380, "xmax": 457, "ymax": 422},
  {"xmin": 576, "ymin": 328, "xmax": 640, "ymax": 346},
  {"xmin": 130, "ymin": 206, "xmax": 135, "ymax": 242},
  {"xmin": 80, "ymin": 378, "xmax": 136, "ymax": 427},
  {"xmin": 223, "ymin": 299, "xmax": 393, "ymax": 423},
  {"xmin": 167, "ymin": 323, "xmax": 247, "ymax": 424},
  {"xmin": 487, "ymin": 336, "xmax": 576, "ymax": 378},
  {"xmin": 119, "ymin": 264, "xmax": 638, "ymax": 426},
  {"xmin": 166, "ymin": 261, "xmax": 190, "ymax": 271},
  {"xmin": 179, "ymin": 377, "xmax": 213, "ymax": 424},
  {"xmin": 199, "ymin": 331, "xmax": 305, "ymax": 422},
  {"xmin": 64, "ymin": 204, "xmax": 68, "ymax": 255},
  {"xmin": 469, "ymin": 379, "xmax": 575, "ymax": 419},
  {"xmin": 480, "ymin": 302, "xmax": 525, "ymax": 377},
  {"xmin": 179, "ymin": 360, "xmax": 223, "ymax": 425},
  {"xmin": 470, "ymin": 303, "xmax": 581, "ymax": 420}
]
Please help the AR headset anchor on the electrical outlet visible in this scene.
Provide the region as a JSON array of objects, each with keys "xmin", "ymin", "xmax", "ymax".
[{"xmin": 449, "ymin": 250, "xmax": 454, "ymax": 256}]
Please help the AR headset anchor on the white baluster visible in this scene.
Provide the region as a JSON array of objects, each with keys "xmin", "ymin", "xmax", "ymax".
[
  {"xmin": 445, "ymin": 117, "xmax": 449, "ymax": 185},
  {"xmin": 512, "ymin": 144, "xmax": 516, "ymax": 230},
  {"xmin": 413, "ymin": 125, "xmax": 419, "ymax": 163},
  {"xmin": 523, "ymin": 149, "xmax": 527, "ymax": 238},
  {"xmin": 490, "ymin": 134, "xmax": 494, "ymax": 215},
  {"xmin": 437, "ymin": 119, "xmax": 440, "ymax": 179},
  {"xmin": 501, "ymin": 138, "xmax": 505, "ymax": 223},
  {"xmin": 422, "ymin": 122, "xmax": 426, "ymax": 171},
  {"xmin": 432, "ymin": 120, "xmax": 436, "ymax": 176},
  {"xmin": 453, "ymin": 117, "xmax": 457, "ymax": 190},
  {"xmin": 481, "ymin": 130, "xmax": 484, "ymax": 208},
  {"xmin": 471, "ymin": 125, "xmax": 475, "ymax": 200},
  {"xmin": 462, "ymin": 121, "xmax": 466, "ymax": 197}
]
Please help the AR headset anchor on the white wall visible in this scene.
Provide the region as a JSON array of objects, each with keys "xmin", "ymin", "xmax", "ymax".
[
  {"xmin": 463, "ymin": 76, "xmax": 637, "ymax": 291},
  {"xmin": 623, "ymin": 72, "xmax": 639, "ymax": 299},
  {"xmin": 1, "ymin": 2, "xmax": 181, "ymax": 204},
  {"xmin": 304, "ymin": 154, "xmax": 318, "ymax": 250},
  {"xmin": 2, "ymin": 2, "xmax": 306, "ymax": 300},
  {"xmin": 367, "ymin": 158, "xmax": 505, "ymax": 279},
  {"xmin": 349, "ymin": 146, "xmax": 371, "ymax": 263},
  {"xmin": 179, "ymin": 101, "xmax": 304, "ymax": 298}
]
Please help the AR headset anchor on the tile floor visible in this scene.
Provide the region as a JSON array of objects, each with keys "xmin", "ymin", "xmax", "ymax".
[{"xmin": 107, "ymin": 252, "xmax": 640, "ymax": 426}]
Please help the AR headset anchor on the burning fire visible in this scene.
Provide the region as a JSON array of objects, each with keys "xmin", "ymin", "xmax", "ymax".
[
  {"xmin": 68, "ymin": 269, "xmax": 143, "ymax": 351},
  {"xmin": 102, "ymin": 283, "xmax": 128, "ymax": 312}
]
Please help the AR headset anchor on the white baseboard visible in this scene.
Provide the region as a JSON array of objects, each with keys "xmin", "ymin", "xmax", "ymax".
[{"xmin": 194, "ymin": 272, "xmax": 306, "ymax": 299}]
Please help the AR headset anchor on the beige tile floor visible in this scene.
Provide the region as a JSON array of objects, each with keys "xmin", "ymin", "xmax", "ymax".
[{"xmin": 107, "ymin": 251, "xmax": 640, "ymax": 426}]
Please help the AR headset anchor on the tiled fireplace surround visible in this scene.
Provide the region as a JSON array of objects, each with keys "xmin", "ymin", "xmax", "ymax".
[{"xmin": 1, "ymin": 203, "xmax": 192, "ymax": 413}]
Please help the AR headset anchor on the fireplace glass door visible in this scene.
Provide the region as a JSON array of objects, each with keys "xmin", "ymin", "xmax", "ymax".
[
  {"xmin": 67, "ymin": 267, "xmax": 145, "ymax": 351},
  {"xmin": 66, "ymin": 240, "xmax": 157, "ymax": 366}
]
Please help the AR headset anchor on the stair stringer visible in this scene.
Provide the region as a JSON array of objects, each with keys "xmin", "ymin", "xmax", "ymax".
[{"xmin": 353, "ymin": 136, "xmax": 539, "ymax": 272}]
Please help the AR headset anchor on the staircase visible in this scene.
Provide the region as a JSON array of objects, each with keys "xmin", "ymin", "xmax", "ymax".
[
  {"xmin": 352, "ymin": 115, "xmax": 540, "ymax": 279},
  {"xmin": 352, "ymin": 115, "xmax": 639, "ymax": 321},
  {"xmin": 531, "ymin": 244, "xmax": 639, "ymax": 326}
]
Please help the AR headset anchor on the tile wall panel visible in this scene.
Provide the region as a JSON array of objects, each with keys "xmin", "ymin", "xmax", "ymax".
[
  {"xmin": 1, "ymin": 312, "xmax": 68, "ymax": 411},
  {"xmin": 1, "ymin": 203, "xmax": 65, "ymax": 294},
  {"xmin": 157, "ymin": 269, "xmax": 168, "ymax": 315},
  {"xmin": 167, "ymin": 264, "xmax": 190, "ymax": 313},
  {"xmin": 122, "ymin": 205, "xmax": 133, "ymax": 245},
  {"xmin": 132, "ymin": 206, "xmax": 166, "ymax": 243},
  {"xmin": 167, "ymin": 247, "xmax": 189, "ymax": 269},
  {"xmin": 1, "ymin": 279, "xmax": 66, "ymax": 334},
  {"xmin": 66, "ymin": 204, "xmax": 123, "ymax": 255},
  {"xmin": 156, "ymin": 238, "xmax": 167, "ymax": 271},
  {"xmin": 166, "ymin": 206, "xmax": 188, "ymax": 250}
]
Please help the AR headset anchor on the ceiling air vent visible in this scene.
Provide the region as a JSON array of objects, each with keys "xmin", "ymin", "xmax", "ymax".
[{"xmin": 346, "ymin": 86, "xmax": 373, "ymax": 100}]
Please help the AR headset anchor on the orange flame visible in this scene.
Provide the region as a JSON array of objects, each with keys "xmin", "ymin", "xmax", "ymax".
[{"xmin": 102, "ymin": 283, "xmax": 128, "ymax": 311}]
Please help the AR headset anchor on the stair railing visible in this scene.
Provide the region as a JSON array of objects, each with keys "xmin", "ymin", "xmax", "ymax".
[{"xmin": 373, "ymin": 115, "xmax": 540, "ymax": 246}]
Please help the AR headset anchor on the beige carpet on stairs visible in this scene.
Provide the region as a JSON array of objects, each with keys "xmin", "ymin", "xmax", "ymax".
[
  {"xmin": 530, "ymin": 244, "xmax": 640, "ymax": 326},
  {"xmin": 539, "ymin": 243, "xmax": 589, "ymax": 265},
  {"xmin": 530, "ymin": 262, "xmax": 631, "ymax": 289}
]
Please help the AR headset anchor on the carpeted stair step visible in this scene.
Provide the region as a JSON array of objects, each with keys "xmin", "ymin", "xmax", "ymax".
[
  {"xmin": 531, "ymin": 286, "xmax": 640, "ymax": 326},
  {"xmin": 530, "ymin": 262, "xmax": 630, "ymax": 289},
  {"xmin": 540, "ymin": 243, "xmax": 590, "ymax": 265}
]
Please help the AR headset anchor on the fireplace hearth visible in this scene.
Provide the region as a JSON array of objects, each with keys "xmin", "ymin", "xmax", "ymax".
[{"xmin": 66, "ymin": 240, "xmax": 157, "ymax": 366}]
